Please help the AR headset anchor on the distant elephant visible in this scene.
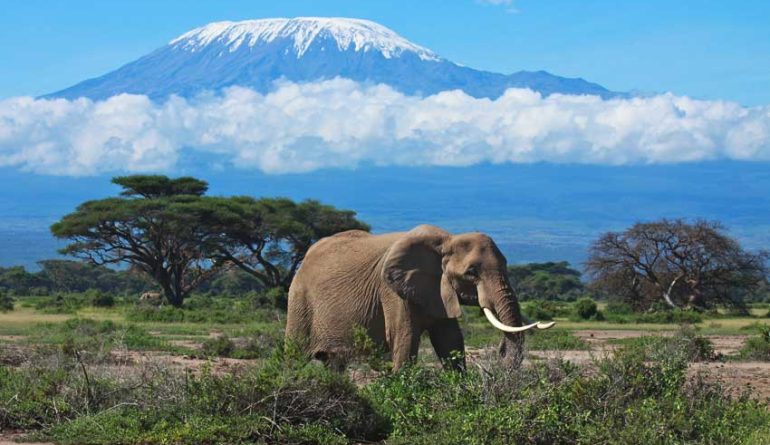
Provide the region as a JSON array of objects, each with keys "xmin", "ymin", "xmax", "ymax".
[
  {"xmin": 139, "ymin": 291, "xmax": 163, "ymax": 306},
  {"xmin": 285, "ymin": 225, "xmax": 554, "ymax": 371}
]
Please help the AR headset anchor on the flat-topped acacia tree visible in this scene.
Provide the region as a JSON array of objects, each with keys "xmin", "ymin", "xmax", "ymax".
[
  {"xmin": 51, "ymin": 175, "xmax": 370, "ymax": 306},
  {"xmin": 51, "ymin": 175, "xmax": 223, "ymax": 307},
  {"xmin": 202, "ymin": 197, "xmax": 370, "ymax": 291}
]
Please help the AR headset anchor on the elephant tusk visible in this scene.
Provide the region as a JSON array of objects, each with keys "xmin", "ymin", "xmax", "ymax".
[
  {"xmin": 536, "ymin": 321, "xmax": 556, "ymax": 330},
  {"xmin": 482, "ymin": 308, "xmax": 539, "ymax": 333}
]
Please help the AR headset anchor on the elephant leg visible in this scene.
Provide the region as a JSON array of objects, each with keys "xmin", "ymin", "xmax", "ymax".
[
  {"xmin": 386, "ymin": 307, "xmax": 423, "ymax": 371},
  {"xmin": 390, "ymin": 331, "xmax": 422, "ymax": 371},
  {"xmin": 428, "ymin": 318, "xmax": 466, "ymax": 371}
]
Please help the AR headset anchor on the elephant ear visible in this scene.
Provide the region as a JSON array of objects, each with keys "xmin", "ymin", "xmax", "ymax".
[{"xmin": 382, "ymin": 225, "xmax": 462, "ymax": 319}]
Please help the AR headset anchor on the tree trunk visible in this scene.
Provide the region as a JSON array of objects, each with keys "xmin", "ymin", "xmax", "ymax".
[{"xmin": 661, "ymin": 274, "xmax": 683, "ymax": 309}]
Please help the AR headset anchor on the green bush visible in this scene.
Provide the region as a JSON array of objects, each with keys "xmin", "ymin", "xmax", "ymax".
[
  {"xmin": 737, "ymin": 325, "xmax": 770, "ymax": 361},
  {"xmin": 0, "ymin": 291, "xmax": 14, "ymax": 312},
  {"xmin": 201, "ymin": 335, "xmax": 236, "ymax": 358},
  {"xmin": 526, "ymin": 329, "xmax": 590, "ymax": 350},
  {"xmin": 31, "ymin": 318, "xmax": 166, "ymax": 359},
  {"xmin": 572, "ymin": 297, "xmax": 604, "ymax": 321},
  {"xmin": 34, "ymin": 293, "xmax": 89, "ymax": 314},
  {"xmin": 352, "ymin": 325, "xmax": 389, "ymax": 371},
  {"xmin": 126, "ymin": 296, "xmax": 281, "ymax": 324},
  {"xmin": 1, "ymin": 347, "xmax": 389, "ymax": 444},
  {"xmin": 231, "ymin": 330, "xmax": 284, "ymax": 359},
  {"xmin": 612, "ymin": 326, "xmax": 715, "ymax": 362},
  {"xmin": 633, "ymin": 309, "xmax": 703, "ymax": 324},
  {"xmin": 605, "ymin": 300, "xmax": 634, "ymax": 315},
  {"xmin": 603, "ymin": 306, "xmax": 705, "ymax": 324},
  {"xmin": 522, "ymin": 300, "xmax": 555, "ymax": 321},
  {"xmin": 365, "ymin": 343, "xmax": 768, "ymax": 444},
  {"xmin": 87, "ymin": 289, "xmax": 115, "ymax": 308}
]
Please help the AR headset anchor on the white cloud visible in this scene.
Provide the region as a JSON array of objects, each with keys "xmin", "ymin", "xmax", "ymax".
[
  {"xmin": 476, "ymin": 0, "xmax": 519, "ymax": 13},
  {"xmin": 0, "ymin": 79, "xmax": 769, "ymax": 176}
]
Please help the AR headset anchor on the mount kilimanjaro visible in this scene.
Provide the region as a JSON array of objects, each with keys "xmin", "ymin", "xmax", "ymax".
[{"xmin": 47, "ymin": 17, "xmax": 620, "ymax": 101}]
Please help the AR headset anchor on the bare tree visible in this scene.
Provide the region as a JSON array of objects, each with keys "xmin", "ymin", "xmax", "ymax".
[{"xmin": 586, "ymin": 219, "xmax": 768, "ymax": 310}]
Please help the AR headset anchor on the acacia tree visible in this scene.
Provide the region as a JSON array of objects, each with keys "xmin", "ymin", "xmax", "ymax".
[
  {"xmin": 51, "ymin": 175, "xmax": 224, "ymax": 307},
  {"xmin": 202, "ymin": 197, "xmax": 370, "ymax": 290},
  {"xmin": 586, "ymin": 219, "xmax": 768, "ymax": 310}
]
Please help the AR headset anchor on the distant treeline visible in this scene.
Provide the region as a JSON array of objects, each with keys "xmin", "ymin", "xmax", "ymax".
[{"xmin": 0, "ymin": 260, "xmax": 264, "ymax": 297}]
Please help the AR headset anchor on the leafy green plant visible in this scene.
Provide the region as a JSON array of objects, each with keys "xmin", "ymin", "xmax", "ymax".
[
  {"xmin": 526, "ymin": 329, "xmax": 589, "ymax": 350},
  {"xmin": 352, "ymin": 325, "xmax": 389, "ymax": 372},
  {"xmin": 34, "ymin": 293, "xmax": 90, "ymax": 314},
  {"xmin": 611, "ymin": 326, "xmax": 715, "ymax": 362},
  {"xmin": 87, "ymin": 289, "xmax": 115, "ymax": 308},
  {"xmin": 522, "ymin": 300, "xmax": 555, "ymax": 321},
  {"xmin": 572, "ymin": 297, "xmax": 604, "ymax": 321},
  {"xmin": 737, "ymin": 325, "xmax": 770, "ymax": 361},
  {"xmin": 201, "ymin": 335, "xmax": 236, "ymax": 358},
  {"xmin": 0, "ymin": 290, "xmax": 14, "ymax": 312},
  {"xmin": 2, "ymin": 345, "xmax": 389, "ymax": 444}
]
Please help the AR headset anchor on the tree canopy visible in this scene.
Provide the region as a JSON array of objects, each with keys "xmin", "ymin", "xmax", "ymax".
[
  {"xmin": 507, "ymin": 261, "xmax": 586, "ymax": 301},
  {"xmin": 200, "ymin": 197, "xmax": 370, "ymax": 290},
  {"xmin": 50, "ymin": 175, "xmax": 369, "ymax": 306},
  {"xmin": 51, "ymin": 180, "xmax": 222, "ymax": 307},
  {"xmin": 586, "ymin": 219, "xmax": 769, "ymax": 310}
]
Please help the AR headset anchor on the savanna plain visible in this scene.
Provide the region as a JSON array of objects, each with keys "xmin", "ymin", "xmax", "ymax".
[{"xmin": 2, "ymin": 292, "xmax": 770, "ymax": 444}]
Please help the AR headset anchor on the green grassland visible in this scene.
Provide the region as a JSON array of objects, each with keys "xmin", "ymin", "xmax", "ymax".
[{"xmin": 2, "ymin": 296, "xmax": 770, "ymax": 444}]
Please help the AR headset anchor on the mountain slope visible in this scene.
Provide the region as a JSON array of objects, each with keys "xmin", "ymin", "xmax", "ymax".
[{"xmin": 47, "ymin": 17, "xmax": 619, "ymax": 101}]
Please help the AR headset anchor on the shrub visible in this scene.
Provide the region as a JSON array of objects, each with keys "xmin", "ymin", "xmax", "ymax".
[
  {"xmin": 87, "ymin": 289, "xmax": 115, "ymax": 308},
  {"xmin": 526, "ymin": 329, "xmax": 590, "ymax": 350},
  {"xmin": 737, "ymin": 325, "xmax": 770, "ymax": 361},
  {"xmin": 365, "ymin": 343, "xmax": 768, "ymax": 444},
  {"xmin": 126, "ymin": 297, "xmax": 281, "ymax": 324},
  {"xmin": 246, "ymin": 287, "xmax": 289, "ymax": 310},
  {"xmin": 0, "ymin": 291, "xmax": 14, "ymax": 312},
  {"xmin": 633, "ymin": 309, "xmax": 703, "ymax": 324},
  {"xmin": 1, "ymin": 347, "xmax": 389, "ymax": 444},
  {"xmin": 231, "ymin": 330, "xmax": 284, "ymax": 360},
  {"xmin": 34, "ymin": 293, "xmax": 89, "ymax": 314},
  {"xmin": 352, "ymin": 325, "xmax": 389, "ymax": 371},
  {"xmin": 612, "ymin": 326, "xmax": 715, "ymax": 362},
  {"xmin": 201, "ymin": 335, "xmax": 236, "ymax": 358},
  {"xmin": 522, "ymin": 300, "xmax": 555, "ymax": 321},
  {"xmin": 32, "ymin": 318, "xmax": 166, "ymax": 360},
  {"xmin": 604, "ymin": 306, "xmax": 705, "ymax": 324},
  {"xmin": 605, "ymin": 300, "xmax": 633, "ymax": 315},
  {"xmin": 572, "ymin": 297, "xmax": 604, "ymax": 321}
]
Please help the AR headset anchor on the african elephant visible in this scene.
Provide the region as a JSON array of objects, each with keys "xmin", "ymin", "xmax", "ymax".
[{"xmin": 285, "ymin": 225, "xmax": 554, "ymax": 371}]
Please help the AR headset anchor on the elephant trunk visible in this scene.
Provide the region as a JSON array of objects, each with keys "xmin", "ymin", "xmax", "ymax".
[{"xmin": 477, "ymin": 273, "xmax": 554, "ymax": 368}]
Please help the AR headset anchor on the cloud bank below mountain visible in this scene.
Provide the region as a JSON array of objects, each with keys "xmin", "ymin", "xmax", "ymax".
[{"xmin": 2, "ymin": 78, "xmax": 769, "ymax": 175}]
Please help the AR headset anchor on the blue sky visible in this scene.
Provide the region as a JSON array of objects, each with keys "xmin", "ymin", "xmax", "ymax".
[{"xmin": 2, "ymin": 0, "xmax": 769, "ymax": 105}]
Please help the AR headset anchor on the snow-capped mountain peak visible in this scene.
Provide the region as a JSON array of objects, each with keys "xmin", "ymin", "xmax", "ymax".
[
  {"xmin": 46, "ymin": 17, "xmax": 620, "ymax": 101},
  {"xmin": 169, "ymin": 17, "xmax": 440, "ymax": 61}
]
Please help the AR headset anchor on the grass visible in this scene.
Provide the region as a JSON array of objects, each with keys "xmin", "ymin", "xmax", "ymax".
[
  {"xmin": 4, "ymin": 297, "xmax": 770, "ymax": 443},
  {"xmin": 3, "ymin": 334, "xmax": 769, "ymax": 445}
]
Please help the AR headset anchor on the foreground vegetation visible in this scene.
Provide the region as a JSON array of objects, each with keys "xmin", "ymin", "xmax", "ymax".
[
  {"xmin": 2, "ymin": 297, "xmax": 770, "ymax": 444},
  {"xmin": 2, "ymin": 330, "xmax": 770, "ymax": 444}
]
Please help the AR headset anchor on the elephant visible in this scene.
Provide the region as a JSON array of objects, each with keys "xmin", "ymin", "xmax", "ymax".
[{"xmin": 285, "ymin": 224, "xmax": 554, "ymax": 371}]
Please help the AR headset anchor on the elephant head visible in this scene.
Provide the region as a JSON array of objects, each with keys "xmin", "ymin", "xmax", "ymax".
[{"xmin": 382, "ymin": 225, "xmax": 554, "ymax": 367}]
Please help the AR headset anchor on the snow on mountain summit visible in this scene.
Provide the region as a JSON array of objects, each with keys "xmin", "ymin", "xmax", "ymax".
[
  {"xmin": 169, "ymin": 17, "xmax": 440, "ymax": 61},
  {"xmin": 46, "ymin": 17, "xmax": 620, "ymax": 101}
]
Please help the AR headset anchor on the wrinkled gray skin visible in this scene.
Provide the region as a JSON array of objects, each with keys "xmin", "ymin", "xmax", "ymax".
[{"xmin": 285, "ymin": 225, "xmax": 527, "ymax": 371}]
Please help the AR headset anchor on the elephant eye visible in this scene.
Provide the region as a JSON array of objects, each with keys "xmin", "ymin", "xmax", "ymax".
[{"xmin": 464, "ymin": 265, "xmax": 479, "ymax": 278}]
